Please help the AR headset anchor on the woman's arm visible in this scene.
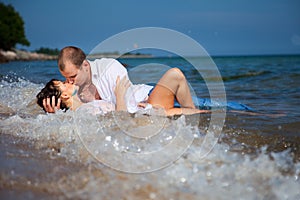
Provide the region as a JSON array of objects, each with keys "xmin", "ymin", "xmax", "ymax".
[{"xmin": 114, "ymin": 76, "xmax": 131, "ymax": 111}]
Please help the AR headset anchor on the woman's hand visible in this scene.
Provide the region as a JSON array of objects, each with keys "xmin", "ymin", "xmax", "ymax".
[{"xmin": 42, "ymin": 96, "xmax": 61, "ymax": 113}]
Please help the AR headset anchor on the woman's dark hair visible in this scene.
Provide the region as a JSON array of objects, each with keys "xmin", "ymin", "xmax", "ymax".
[{"xmin": 36, "ymin": 79, "xmax": 68, "ymax": 112}]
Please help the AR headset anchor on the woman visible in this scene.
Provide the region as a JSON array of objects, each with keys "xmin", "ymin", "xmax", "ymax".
[
  {"xmin": 37, "ymin": 68, "xmax": 209, "ymax": 116},
  {"xmin": 36, "ymin": 77, "xmax": 129, "ymax": 114}
]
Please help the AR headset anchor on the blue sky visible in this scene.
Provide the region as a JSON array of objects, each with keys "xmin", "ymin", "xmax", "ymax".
[{"xmin": 2, "ymin": 0, "xmax": 300, "ymax": 56}]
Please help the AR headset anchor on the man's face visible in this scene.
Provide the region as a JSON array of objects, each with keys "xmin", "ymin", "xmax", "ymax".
[{"xmin": 60, "ymin": 60, "xmax": 87, "ymax": 86}]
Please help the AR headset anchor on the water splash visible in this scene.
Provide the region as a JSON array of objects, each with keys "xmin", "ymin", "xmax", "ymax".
[{"xmin": 0, "ymin": 78, "xmax": 299, "ymax": 199}]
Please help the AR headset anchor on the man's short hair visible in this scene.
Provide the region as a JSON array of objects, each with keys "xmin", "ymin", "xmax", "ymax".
[{"xmin": 58, "ymin": 46, "xmax": 86, "ymax": 71}]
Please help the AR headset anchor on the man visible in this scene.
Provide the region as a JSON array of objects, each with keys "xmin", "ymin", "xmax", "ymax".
[{"xmin": 43, "ymin": 46, "xmax": 152, "ymax": 113}]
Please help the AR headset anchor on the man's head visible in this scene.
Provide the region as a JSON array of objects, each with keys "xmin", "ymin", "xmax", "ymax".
[{"xmin": 58, "ymin": 46, "xmax": 90, "ymax": 86}]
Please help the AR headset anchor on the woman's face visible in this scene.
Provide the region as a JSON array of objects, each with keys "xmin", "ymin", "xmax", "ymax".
[{"xmin": 53, "ymin": 81, "xmax": 76, "ymax": 99}]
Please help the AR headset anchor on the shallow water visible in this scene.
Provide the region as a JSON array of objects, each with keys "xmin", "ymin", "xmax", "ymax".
[{"xmin": 0, "ymin": 56, "xmax": 300, "ymax": 199}]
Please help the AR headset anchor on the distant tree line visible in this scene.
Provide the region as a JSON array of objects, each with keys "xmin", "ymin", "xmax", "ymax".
[
  {"xmin": 34, "ymin": 47, "xmax": 60, "ymax": 55},
  {"xmin": 0, "ymin": 3, "xmax": 30, "ymax": 50},
  {"xmin": 123, "ymin": 52, "xmax": 149, "ymax": 56}
]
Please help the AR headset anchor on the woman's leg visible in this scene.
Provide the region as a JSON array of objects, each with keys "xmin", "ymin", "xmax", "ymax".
[{"xmin": 147, "ymin": 68, "xmax": 204, "ymax": 115}]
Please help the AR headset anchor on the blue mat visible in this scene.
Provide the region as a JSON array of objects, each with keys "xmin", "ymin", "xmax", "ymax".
[
  {"xmin": 175, "ymin": 97, "xmax": 254, "ymax": 111},
  {"xmin": 147, "ymin": 84, "xmax": 253, "ymax": 111}
]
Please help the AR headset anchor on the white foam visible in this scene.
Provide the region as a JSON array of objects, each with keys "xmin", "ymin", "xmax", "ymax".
[{"xmin": 0, "ymin": 80, "xmax": 299, "ymax": 199}]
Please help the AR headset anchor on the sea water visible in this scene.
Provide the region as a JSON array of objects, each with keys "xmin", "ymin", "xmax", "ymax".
[{"xmin": 0, "ymin": 55, "xmax": 300, "ymax": 199}]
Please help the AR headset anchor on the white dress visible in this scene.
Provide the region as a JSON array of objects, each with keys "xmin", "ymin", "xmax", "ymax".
[
  {"xmin": 76, "ymin": 100, "xmax": 153, "ymax": 115},
  {"xmin": 76, "ymin": 100, "xmax": 115, "ymax": 115}
]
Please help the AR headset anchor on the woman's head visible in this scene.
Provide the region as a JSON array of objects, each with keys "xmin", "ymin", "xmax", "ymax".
[{"xmin": 36, "ymin": 79, "xmax": 72, "ymax": 112}]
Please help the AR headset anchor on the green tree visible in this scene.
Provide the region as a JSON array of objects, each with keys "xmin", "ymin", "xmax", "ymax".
[
  {"xmin": 35, "ymin": 47, "xmax": 60, "ymax": 55},
  {"xmin": 0, "ymin": 3, "xmax": 30, "ymax": 50}
]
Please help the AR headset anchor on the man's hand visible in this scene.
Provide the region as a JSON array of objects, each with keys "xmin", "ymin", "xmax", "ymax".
[
  {"xmin": 42, "ymin": 96, "xmax": 61, "ymax": 113},
  {"xmin": 114, "ymin": 76, "xmax": 130, "ymax": 111},
  {"xmin": 114, "ymin": 76, "xmax": 131, "ymax": 99}
]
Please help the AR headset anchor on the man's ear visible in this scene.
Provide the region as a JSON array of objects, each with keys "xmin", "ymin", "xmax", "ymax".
[{"xmin": 82, "ymin": 60, "xmax": 89, "ymax": 71}]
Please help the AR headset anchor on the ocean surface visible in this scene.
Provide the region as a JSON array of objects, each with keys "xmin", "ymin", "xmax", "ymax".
[{"xmin": 0, "ymin": 55, "xmax": 300, "ymax": 199}]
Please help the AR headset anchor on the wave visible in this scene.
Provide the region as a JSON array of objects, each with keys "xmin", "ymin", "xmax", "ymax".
[
  {"xmin": 0, "ymin": 72, "xmax": 27, "ymax": 83},
  {"xmin": 222, "ymin": 70, "xmax": 271, "ymax": 81},
  {"xmin": 0, "ymin": 76, "xmax": 299, "ymax": 199},
  {"xmin": 0, "ymin": 111, "xmax": 299, "ymax": 199}
]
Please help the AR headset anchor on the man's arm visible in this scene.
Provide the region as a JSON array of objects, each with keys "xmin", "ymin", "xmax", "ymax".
[{"xmin": 92, "ymin": 58, "xmax": 130, "ymax": 104}]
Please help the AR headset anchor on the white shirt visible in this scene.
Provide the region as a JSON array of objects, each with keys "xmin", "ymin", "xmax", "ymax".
[{"xmin": 88, "ymin": 58, "xmax": 153, "ymax": 113}]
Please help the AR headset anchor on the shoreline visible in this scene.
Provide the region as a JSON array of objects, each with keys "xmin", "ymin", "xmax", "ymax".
[
  {"xmin": 0, "ymin": 49, "xmax": 57, "ymax": 63},
  {"xmin": 2, "ymin": 49, "xmax": 297, "ymax": 64},
  {"xmin": 87, "ymin": 53, "xmax": 153, "ymax": 60},
  {"xmin": 0, "ymin": 50, "xmax": 153, "ymax": 64}
]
